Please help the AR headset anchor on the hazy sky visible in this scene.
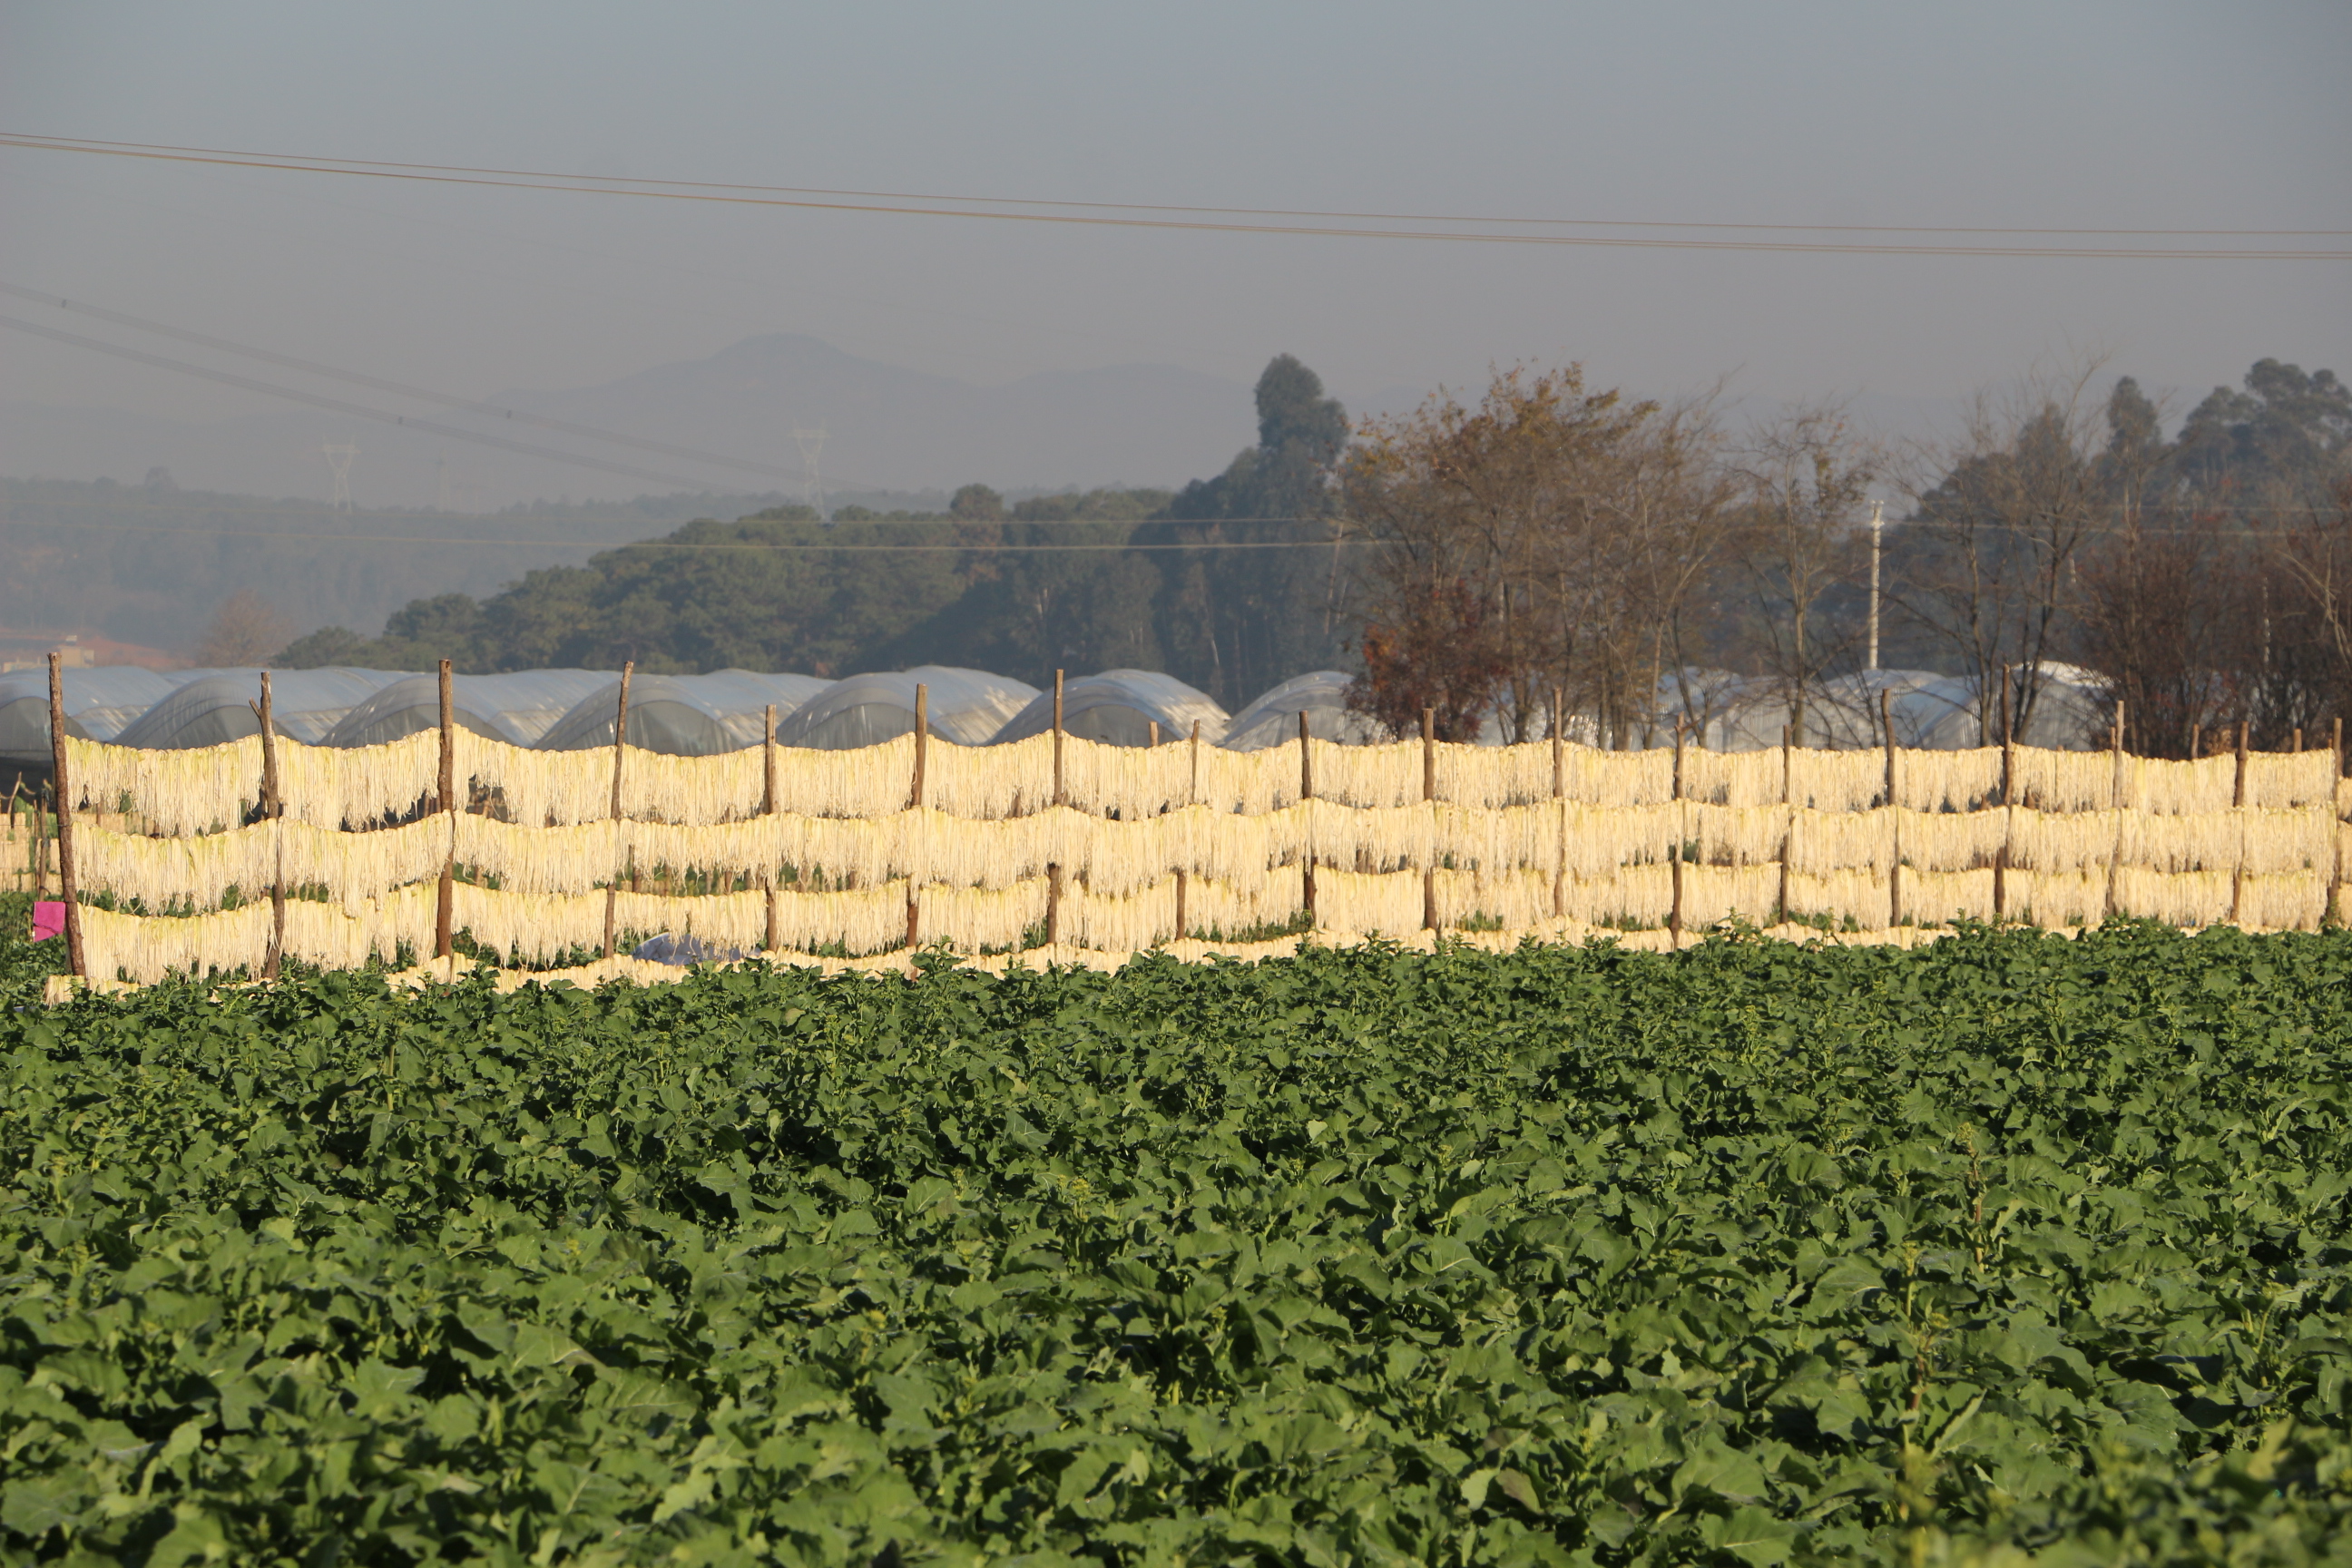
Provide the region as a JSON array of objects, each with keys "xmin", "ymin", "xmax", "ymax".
[{"xmin": 4, "ymin": 1, "xmax": 2347, "ymax": 458}]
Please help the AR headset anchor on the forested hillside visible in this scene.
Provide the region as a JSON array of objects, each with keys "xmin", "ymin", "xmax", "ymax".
[{"xmin": 279, "ymin": 357, "xmax": 1361, "ymax": 706}]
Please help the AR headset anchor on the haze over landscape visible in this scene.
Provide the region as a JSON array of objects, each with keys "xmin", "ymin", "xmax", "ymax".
[{"xmin": 2, "ymin": 2, "xmax": 2346, "ymax": 672}]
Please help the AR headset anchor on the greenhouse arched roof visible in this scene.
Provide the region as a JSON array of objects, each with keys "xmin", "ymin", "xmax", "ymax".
[
  {"xmin": 778, "ymin": 667, "xmax": 1040, "ymax": 750},
  {"xmin": 990, "ymin": 670, "xmax": 1229, "ymax": 748},
  {"xmin": 667, "ymin": 670, "xmax": 833, "ymax": 747},
  {"xmin": 320, "ymin": 675, "xmax": 524, "ymax": 749},
  {"xmin": 537, "ymin": 674, "xmax": 733, "ymax": 756},
  {"xmin": 1220, "ymin": 670, "xmax": 1387, "ymax": 750},
  {"xmin": 0, "ymin": 666, "xmax": 178, "ymax": 759}
]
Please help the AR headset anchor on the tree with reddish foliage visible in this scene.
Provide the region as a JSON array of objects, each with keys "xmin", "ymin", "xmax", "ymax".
[{"xmin": 1348, "ymin": 578, "xmax": 1509, "ymax": 741}]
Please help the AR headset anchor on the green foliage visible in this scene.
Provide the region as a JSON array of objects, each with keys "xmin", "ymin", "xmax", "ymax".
[
  {"xmin": 4, "ymin": 923, "xmax": 2348, "ymax": 1563},
  {"xmin": 275, "ymin": 355, "xmax": 1357, "ymax": 697}
]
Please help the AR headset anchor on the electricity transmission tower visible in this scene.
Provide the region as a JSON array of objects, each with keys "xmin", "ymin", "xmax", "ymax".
[
  {"xmin": 322, "ymin": 442, "xmax": 358, "ymax": 511},
  {"xmin": 791, "ymin": 424, "xmax": 828, "ymax": 519}
]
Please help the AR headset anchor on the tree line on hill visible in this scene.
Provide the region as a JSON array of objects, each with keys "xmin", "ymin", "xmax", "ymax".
[
  {"xmin": 278, "ymin": 356, "xmax": 1360, "ymax": 709},
  {"xmin": 276, "ymin": 351, "xmax": 2349, "ymax": 748}
]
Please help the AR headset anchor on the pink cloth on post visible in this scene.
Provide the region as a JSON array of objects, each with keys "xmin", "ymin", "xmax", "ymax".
[{"xmin": 31, "ymin": 901, "xmax": 66, "ymax": 942}]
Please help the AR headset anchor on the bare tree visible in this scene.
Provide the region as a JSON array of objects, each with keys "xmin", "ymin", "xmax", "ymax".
[
  {"xmin": 1727, "ymin": 407, "xmax": 1876, "ymax": 741},
  {"xmin": 1342, "ymin": 363, "xmax": 1730, "ymax": 746},
  {"xmin": 1897, "ymin": 358, "xmax": 2158, "ymax": 744},
  {"xmin": 2074, "ymin": 505, "xmax": 2249, "ymax": 755},
  {"xmin": 195, "ymin": 588, "xmax": 292, "ymax": 667}
]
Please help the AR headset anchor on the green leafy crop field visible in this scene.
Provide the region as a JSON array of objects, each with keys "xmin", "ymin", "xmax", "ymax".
[{"xmin": 2, "ymin": 902, "xmax": 2348, "ymax": 1565}]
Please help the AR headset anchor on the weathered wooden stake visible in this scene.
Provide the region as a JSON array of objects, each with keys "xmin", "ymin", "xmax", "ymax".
[
  {"xmin": 1298, "ymin": 709, "xmax": 1315, "ymax": 926},
  {"xmin": 260, "ymin": 672, "xmax": 285, "ymax": 980},
  {"xmin": 1670, "ymin": 716, "xmax": 1685, "ymax": 945},
  {"xmin": 1051, "ymin": 669, "xmax": 1065, "ymax": 807},
  {"xmin": 1552, "ymin": 689, "xmax": 1566, "ymax": 919},
  {"xmin": 906, "ymin": 685, "xmax": 926, "ymax": 950},
  {"xmin": 1995, "ymin": 678, "xmax": 2014, "ymax": 921},
  {"xmin": 2331, "ymin": 717, "xmax": 2346, "ymax": 927},
  {"xmin": 45, "ymin": 652, "xmax": 84, "ymax": 978},
  {"xmin": 436, "ymin": 660, "xmax": 456, "ymax": 962},
  {"xmin": 1045, "ymin": 860, "xmax": 1062, "ymax": 947},
  {"xmin": 2231, "ymin": 720, "xmax": 2249, "ymax": 926},
  {"xmin": 1881, "ymin": 689, "xmax": 1899, "ymax": 931},
  {"xmin": 909, "ymin": 683, "xmax": 928, "ymax": 809},
  {"xmin": 762, "ymin": 703, "xmax": 779, "ymax": 954},
  {"xmin": 1421, "ymin": 708, "xmax": 1436, "ymax": 931},
  {"xmin": 603, "ymin": 662, "xmax": 632, "ymax": 960},
  {"xmin": 2104, "ymin": 701, "xmax": 2126, "ymax": 923},
  {"xmin": 1778, "ymin": 723, "xmax": 1793, "ymax": 926}
]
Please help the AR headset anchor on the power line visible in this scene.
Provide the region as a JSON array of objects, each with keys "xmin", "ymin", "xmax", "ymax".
[
  {"xmin": 0, "ymin": 314, "xmax": 720, "ymax": 490},
  {"xmin": 0, "ymin": 514, "xmax": 1367, "ymax": 551},
  {"xmin": 0, "ymin": 280, "xmax": 811, "ymax": 485},
  {"xmin": 6, "ymin": 132, "xmax": 2343, "ymax": 260},
  {"xmin": 9, "ymin": 131, "xmax": 2345, "ymax": 239}
]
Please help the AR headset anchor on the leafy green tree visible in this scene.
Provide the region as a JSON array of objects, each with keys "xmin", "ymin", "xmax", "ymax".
[{"xmin": 1146, "ymin": 355, "xmax": 1355, "ymax": 707}]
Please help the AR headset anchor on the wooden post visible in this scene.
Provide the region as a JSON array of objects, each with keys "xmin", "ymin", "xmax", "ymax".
[
  {"xmin": 31, "ymin": 792, "xmax": 45, "ymax": 899},
  {"xmin": 2332, "ymin": 717, "xmax": 2346, "ymax": 927},
  {"xmin": 2324, "ymin": 714, "xmax": 2345, "ymax": 926},
  {"xmin": 2231, "ymin": 720, "xmax": 2249, "ymax": 926},
  {"xmin": 1670, "ymin": 716, "xmax": 1685, "ymax": 945},
  {"xmin": 2104, "ymin": 701, "xmax": 2125, "ymax": 923},
  {"xmin": 1778, "ymin": 723, "xmax": 1792, "ymax": 927},
  {"xmin": 1045, "ymin": 860, "xmax": 1062, "ymax": 947},
  {"xmin": 45, "ymin": 652, "xmax": 84, "ymax": 979},
  {"xmin": 1298, "ymin": 709, "xmax": 1315, "ymax": 926},
  {"xmin": 1421, "ymin": 708, "xmax": 1436, "ymax": 931},
  {"xmin": 1995, "ymin": 678, "xmax": 2013, "ymax": 921},
  {"xmin": 603, "ymin": 662, "xmax": 633, "ymax": 960},
  {"xmin": 1881, "ymin": 689, "xmax": 1899, "ymax": 931},
  {"xmin": 763, "ymin": 703, "xmax": 779, "ymax": 954},
  {"xmin": 762, "ymin": 703, "xmax": 778, "ymax": 815},
  {"xmin": 1051, "ymin": 668, "xmax": 1065, "ymax": 808},
  {"xmin": 2293, "ymin": 727, "xmax": 2303, "ymax": 753},
  {"xmin": 906, "ymin": 682, "xmax": 927, "ymax": 949},
  {"xmin": 909, "ymin": 683, "xmax": 928, "ymax": 808},
  {"xmin": 435, "ymin": 660, "xmax": 456, "ymax": 962},
  {"xmin": 259, "ymin": 672, "xmax": 285, "ymax": 981},
  {"xmin": 1552, "ymin": 690, "xmax": 1566, "ymax": 918},
  {"xmin": 1149, "ymin": 720, "xmax": 1160, "ymax": 748},
  {"xmin": 2191, "ymin": 723, "xmax": 2201, "ymax": 760}
]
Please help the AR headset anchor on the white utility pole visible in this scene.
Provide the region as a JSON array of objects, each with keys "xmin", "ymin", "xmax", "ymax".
[{"xmin": 1867, "ymin": 499, "xmax": 1885, "ymax": 671}]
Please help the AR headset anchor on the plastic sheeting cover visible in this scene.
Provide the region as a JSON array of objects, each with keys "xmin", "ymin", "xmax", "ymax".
[
  {"xmin": 669, "ymin": 670, "xmax": 833, "ymax": 746},
  {"xmin": 0, "ymin": 666, "xmax": 176, "ymax": 761},
  {"xmin": 456, "ymin": 670, "xmax": 619, "ymax": 746},
  {"xmin": 990, "ymin": 669, "xmax": 1229, "ymax": 748},
  {"xmin": 779, "ymin": 667, "xmax": 1039, "ymax": 750},
  {"xmin": 1220, "ymin": 670, "xmax": 1387, "ymax": 750},
  {"xmin": 320, "ymin": 674, "xmax": 524, "ymax": 748},
  {"xmin": 537, "ymin": 674, "xmax": 732, "ymax": 756}
]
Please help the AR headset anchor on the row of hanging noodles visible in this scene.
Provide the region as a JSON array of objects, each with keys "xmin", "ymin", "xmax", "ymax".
[
  {"xmin": 64, "ymin": 797, "xmax": 2347, "ymax": 914},
  {"xmin": 60, "ymin": 730, "xmax": 2350, "ymax": 834},
  {"xmin": 71, "ymin": 816, "xmax": 450, "ymax": 913}
]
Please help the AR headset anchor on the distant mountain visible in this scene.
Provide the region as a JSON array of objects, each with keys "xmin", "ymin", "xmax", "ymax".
[{"xmin": 0, "ymin": 334, "xmax": 1259, "ymax": 509}]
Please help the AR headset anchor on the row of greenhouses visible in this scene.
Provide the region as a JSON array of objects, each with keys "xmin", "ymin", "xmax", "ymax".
[{"xmin": 1, "ymin": 660, "xmax": 2110, "ymax": 783}]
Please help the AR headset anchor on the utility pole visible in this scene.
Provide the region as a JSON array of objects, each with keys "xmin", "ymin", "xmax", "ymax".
[
  {"xmin": 792, "ymin": 424, "xmax": 828, "ymax": 520},
  {"xmin": 1867, "ymin": 498, "xmax": 1884, "ymax": 672},
  {"xmin": 322, "ymin": 443, "xmax": 358, "ymax": 511}
]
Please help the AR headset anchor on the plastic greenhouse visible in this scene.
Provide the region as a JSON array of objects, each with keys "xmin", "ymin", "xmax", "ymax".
[
  {"xmin": 538, "ymin": 675, "xmax": 734, "ymax": 757},
  {"xmin": 777, "ymin": 667, "xmax": 1039, "ymax": 750},
  {"xmin": 1220, "ymin": 670, "xmax": 1387, "ymax": 750},
  {"xmin": 990, "ymin": 670, "xmax": 1229, "ymax": 748}
]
